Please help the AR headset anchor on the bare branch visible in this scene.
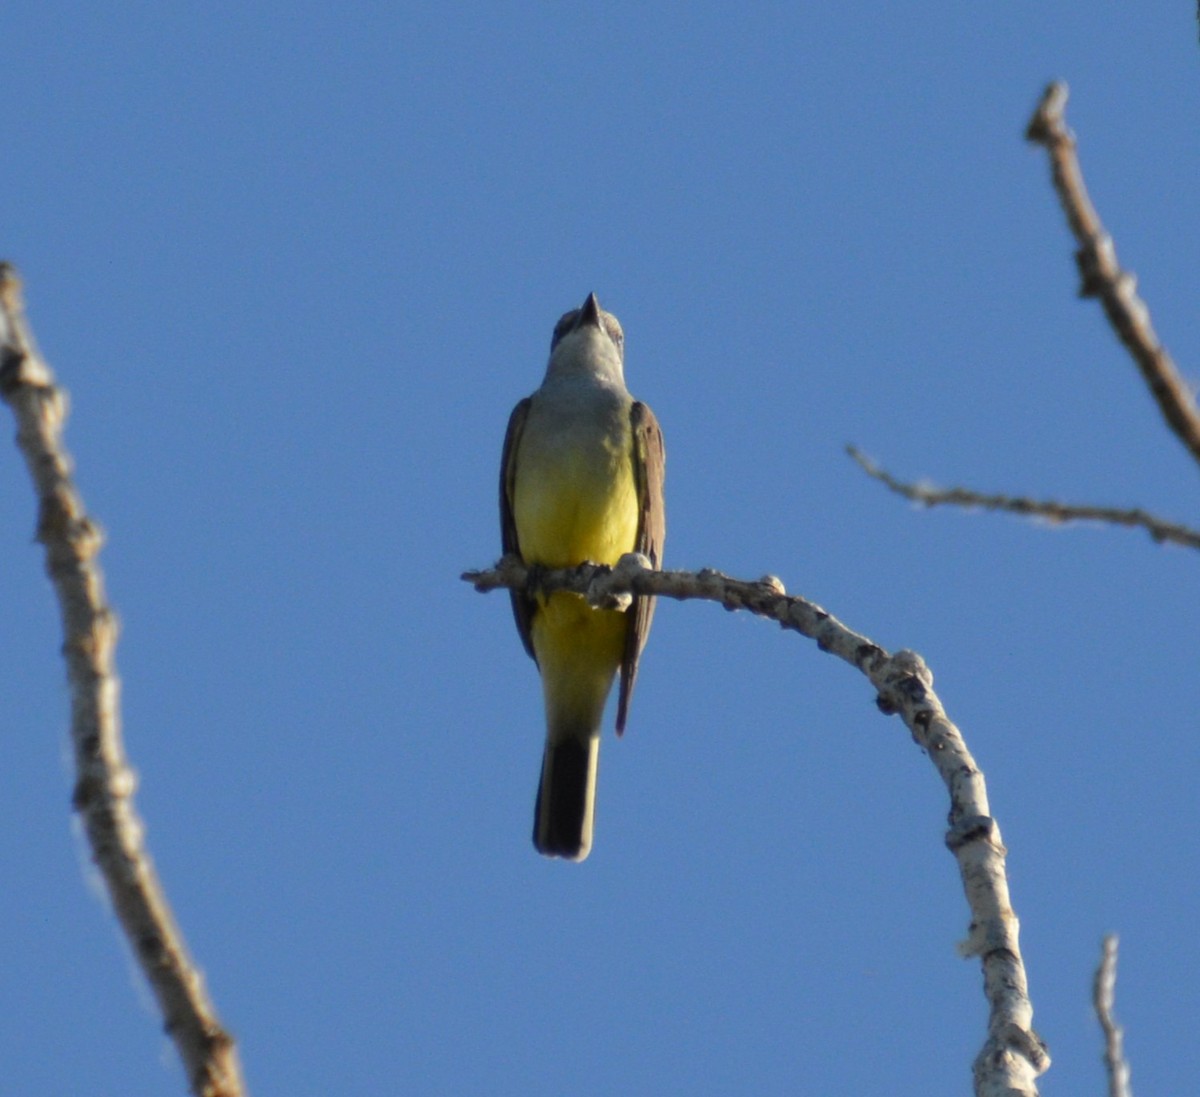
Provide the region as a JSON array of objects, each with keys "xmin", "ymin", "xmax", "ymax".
[
  {"xmin": 0, "ymin": 265, "xmax": 247, "ymax": 1097},
  {"xmin": 1026, "ymin": 82, "xmax": 1200, "ymax": 469},
  {"xmin": 1094, "ymin": 935, "xmax": 1133, "ymax": 1097},
  {"xmin": 847, "ymin": 445, "xmax": 1200, "ymax": 550},
  {"xmin": 465, "ymin": 554, "xmax": 1051, "ymax": 1096}
]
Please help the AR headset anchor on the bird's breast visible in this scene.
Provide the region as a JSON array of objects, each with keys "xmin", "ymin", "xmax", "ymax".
[{"xmin": 512, "ymin": 395, "xmax": 638, "ymax": 568}]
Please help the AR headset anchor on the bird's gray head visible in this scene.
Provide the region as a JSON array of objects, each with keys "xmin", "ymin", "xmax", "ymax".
[{"xmin": 548, "ymin": 293, "xmax": 625, "ymax": 376}]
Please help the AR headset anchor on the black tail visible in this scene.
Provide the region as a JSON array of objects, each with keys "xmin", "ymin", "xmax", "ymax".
[{"xmin": 533, "ymin": 736, "xmax": 598, "ymax": 861}]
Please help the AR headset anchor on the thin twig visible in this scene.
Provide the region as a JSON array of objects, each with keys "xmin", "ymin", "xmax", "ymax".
[
  {"xmin": 1026, "ymin": 82, "xmax": 1200, "ymax": 470},
  {"xmin": 1094, "ymin": 935, "xmax": 1133, "ymax": 1097},
  {"xmin": 847, "ymin": 445, "xmax": 1200, "ymax": 550},
  {"xmin": 465, "ymin": 554, "xmax": 1051, "ymax": 1096},
  {"xmin": 0, "ymin": 265, "xmax": 246, "ymax": 1097}
]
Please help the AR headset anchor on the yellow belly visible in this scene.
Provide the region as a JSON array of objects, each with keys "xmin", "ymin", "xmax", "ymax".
[
  {"xmin": 531, "ymin": 592, "xmax": 627, "ymax": 736},
  {"xmin": 512, "ymin": 444, "xmax": 639, "ymax": 568},
  {"xmin": 513, "ymin": 431, "xmax": 638, "ymax": 736}
]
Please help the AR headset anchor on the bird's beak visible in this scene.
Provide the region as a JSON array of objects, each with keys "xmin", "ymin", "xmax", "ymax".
[{"xmin": 577, "ymin": 292, "xmax": 602, "ymax": 329}]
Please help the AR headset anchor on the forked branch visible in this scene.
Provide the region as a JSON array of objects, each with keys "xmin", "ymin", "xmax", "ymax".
[{"xmin": 854, "ymin": 85, "xmax": 1200, "ymax": 545}]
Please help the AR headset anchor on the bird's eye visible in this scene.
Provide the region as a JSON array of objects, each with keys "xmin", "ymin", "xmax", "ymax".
[{"xmin": 550, "ymin": 310, "xmax": 578, "ymax": 350}]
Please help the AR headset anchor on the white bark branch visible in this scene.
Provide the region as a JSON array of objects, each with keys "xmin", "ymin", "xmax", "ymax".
[
  {"xmin": 1094, "ymin": 935, "xmax": 1133, "ymax": 1097},
  {"xmin": 848, "ymin": 445, "xmax": 1200, "ymax": 550},
  {"xmin": 0, "ymin": 264, "xmax": 247, "ymax": 1097},
  {"xmin": 1026, "ymin": 82, "xmax": 1200, "ymax": 471},
  {"xmin": 465, "ymin": 554, "xmax": 1051, "ymax": 1096}
]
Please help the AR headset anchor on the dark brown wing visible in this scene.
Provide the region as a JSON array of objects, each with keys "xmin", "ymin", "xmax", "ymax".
[
  {"xmin": 616, "ymin": 400, "xmax": 666, "ymax": 734},
  {"xmin": 500, "ymin": 397, "xmax": 537, "ymax": 662}
]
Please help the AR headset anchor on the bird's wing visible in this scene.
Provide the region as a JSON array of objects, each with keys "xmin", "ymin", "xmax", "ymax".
[
  {"xmin": 616, "ymin": 400, "xmax": 666, "ymax": 734},
  {"xmin": 500, "ymin": 396, "xmax": 537, "ymax": 662}
]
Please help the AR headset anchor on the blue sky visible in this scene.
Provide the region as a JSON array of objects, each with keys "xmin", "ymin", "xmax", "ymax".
[{"xmin": 2, "ymin": 4, "xmax": 1198, "ymax": 1094}]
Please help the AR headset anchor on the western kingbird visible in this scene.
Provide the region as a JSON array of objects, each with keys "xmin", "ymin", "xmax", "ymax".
[{"xmin": 500, "ymin": 293, "xmax": 665, "ymax": 861}]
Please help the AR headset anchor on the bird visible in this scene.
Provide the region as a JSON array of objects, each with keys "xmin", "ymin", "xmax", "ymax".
[{"xmin": 500, "ymin": 292, "xmax": 665, "ymax": 861}]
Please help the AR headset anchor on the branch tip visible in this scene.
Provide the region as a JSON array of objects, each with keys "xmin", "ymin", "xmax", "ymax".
[
  {"xmin": 1025, "ymin": 81, "xmax": 1069, "ymax": 143},
  {"xmin": 1094, "ymin": 934, "xmax": 1132, "ymax": 1097}
]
